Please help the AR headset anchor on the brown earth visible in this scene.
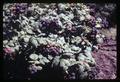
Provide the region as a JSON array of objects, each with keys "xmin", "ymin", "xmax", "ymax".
[{"xmin": 88, "ymin": 28, "xmax": 117, "ymax": 79}]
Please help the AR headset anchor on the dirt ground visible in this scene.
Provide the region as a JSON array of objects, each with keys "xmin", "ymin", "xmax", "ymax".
[{"xmin": 89, "ymin": 28, "xmax": 117, "ymax": 79}]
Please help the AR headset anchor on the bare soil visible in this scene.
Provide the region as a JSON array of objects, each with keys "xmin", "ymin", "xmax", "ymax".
[{"xmin": 89, "ymin": 28, "xmax": 117, "ymax": 79}]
